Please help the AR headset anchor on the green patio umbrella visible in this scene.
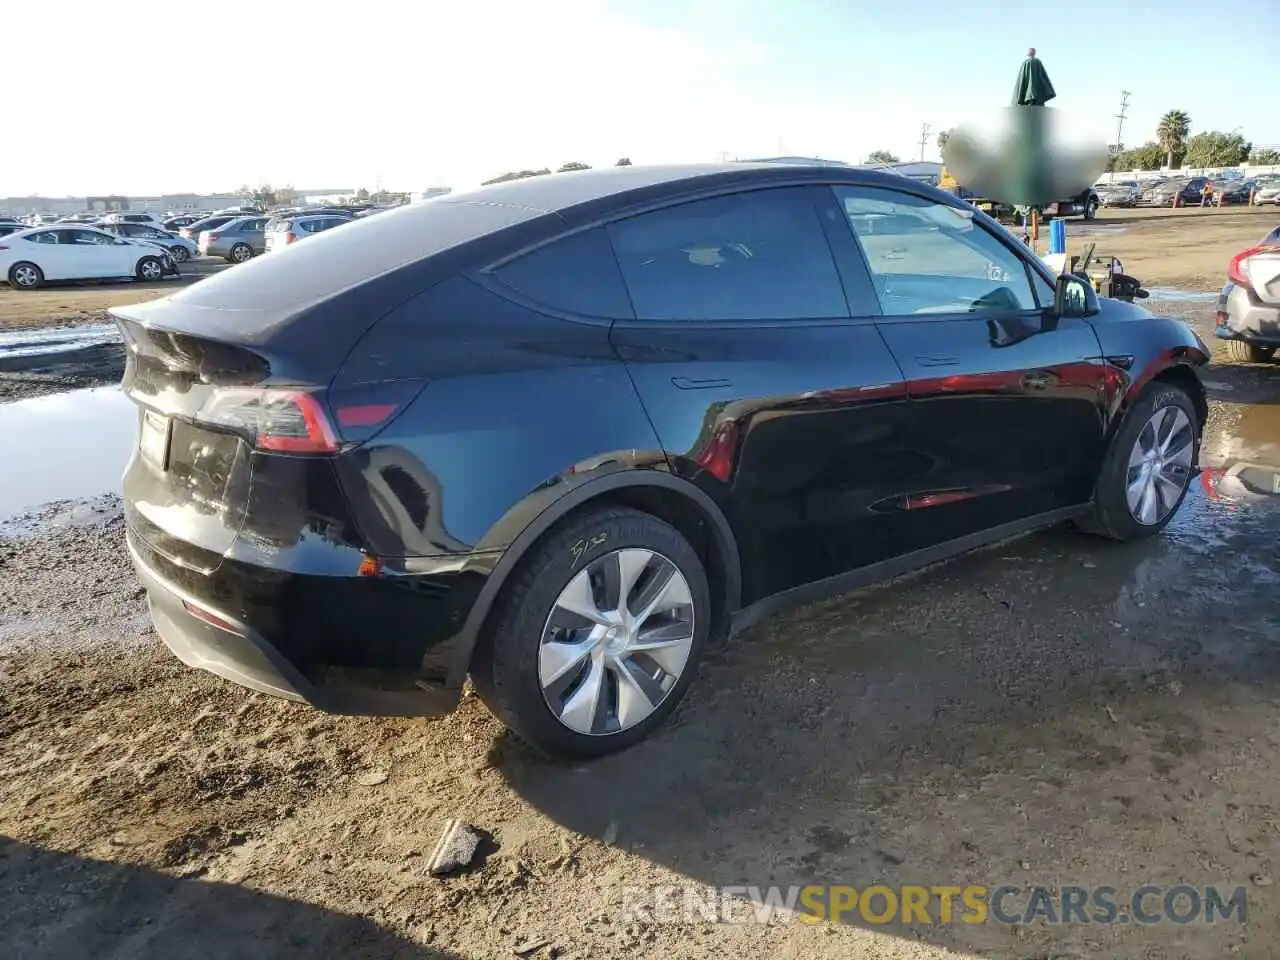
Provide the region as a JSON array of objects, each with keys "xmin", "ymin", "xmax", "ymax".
[
  {"xmin": 941, "ymin": 48, "xmax": 1107, "ymax": 215},
  {"xmin": 1008, "ymin": 49, "xmax": 1056, "ymax": 215},
  {"xmin": 1012, "ymin": 47, "xmax": 1056, "ymax": 107}
]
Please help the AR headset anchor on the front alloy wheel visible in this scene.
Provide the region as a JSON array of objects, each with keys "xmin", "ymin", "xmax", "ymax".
[
  {"xmin": 1076, "ymin": 383, "xmax": 1200, "ymax": 541},
  {"xmin": 136, "ymin": 257, "xmax": 163, "ymax": 281},
  {"xmin": 1125, "ymin": 406, "xmax": 1194, "ymax": 526}
]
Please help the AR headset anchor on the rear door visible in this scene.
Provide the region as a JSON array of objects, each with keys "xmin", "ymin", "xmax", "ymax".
[
  {"xmin": 831, "ymin": 184, "xmax": 1109, "ymax": 534},
  {"xmin": 19, "ymin": 230, "xmax": 69, "ymax": 278},
  {"xmin": 241, "ymin": 217, "xmax": 267, "ymax": 252},
  {"xmin": 600, "ymin": 185, "xmax": 913, "ymax": 602}
]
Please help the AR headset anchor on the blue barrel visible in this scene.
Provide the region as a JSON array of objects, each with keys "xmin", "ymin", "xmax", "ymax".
[{"xmin": 1049, "ymin": 218, "xmax": 1067, "ymax": 255}]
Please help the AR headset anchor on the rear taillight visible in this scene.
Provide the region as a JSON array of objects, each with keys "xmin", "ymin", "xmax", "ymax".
[
  {"xmin": 206, "ymin": 232, "xmax": 221, "ymax": 243},
  {"xmin": 197, "ymin": 388, "xmax": 339, "ymax": 454},
  {"xmin": 0, "ymin": 245, "xmax": 7, "ymax": 251},
  {"xmin": 1228, "ymin": 244, "xmax": 1280, "ymax": 287},
  {"xmin": 285, "ymin": 232, "xmax": 297, "ymax": 244}
]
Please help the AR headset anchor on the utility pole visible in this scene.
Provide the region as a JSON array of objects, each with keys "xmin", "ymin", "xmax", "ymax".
[
  {"xmin": 1111, "ymin": 91, "xmax": 1130, "ymax": 182},
  {"xmin": 918, "ymin": 122, "xmax": 931, "ymax": 162}
]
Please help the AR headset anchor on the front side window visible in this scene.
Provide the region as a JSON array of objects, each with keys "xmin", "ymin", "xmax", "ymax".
[
  {"xmin": 63, "ymin": 229, "xmax": 113, "ymax": 246},
  {"xmin": 605, "ymin": 187, "xmax": 847, "ymax": 321},
  {"xmin": 833, "ymin": 185, "xmax": 1038, "ymax": 317}
]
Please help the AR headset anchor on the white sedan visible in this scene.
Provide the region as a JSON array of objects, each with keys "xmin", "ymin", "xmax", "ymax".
[{"xmin": 0, "ymin": 225, "xmax": 177, "ymax": 290}]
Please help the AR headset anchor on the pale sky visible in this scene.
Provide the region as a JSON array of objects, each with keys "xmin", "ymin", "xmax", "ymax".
[{"xmin": 7, "ymin": 0, "xmax": 1278, "ymax": 197}]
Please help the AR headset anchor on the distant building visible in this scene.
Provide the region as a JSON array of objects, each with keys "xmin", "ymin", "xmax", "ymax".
[
  {"xmin": 411, "ymin": 187, "xmax": 452, "ymax": 203},
  {"xmin": 0, "ymin": 192, "xmax": 249, "ymax": 218}
]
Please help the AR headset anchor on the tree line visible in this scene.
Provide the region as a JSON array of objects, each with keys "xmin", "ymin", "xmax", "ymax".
[
  {"xmin": 1112, "ymin": 110, "xmax": 1278, "ymax": 170},
  {"xmin": 482, "ymin": 158, "xmax": 632, "ymax": 186},
  {"xmin": 900, "ymin": 117, "xmax": 1278, "ymax": 172}
]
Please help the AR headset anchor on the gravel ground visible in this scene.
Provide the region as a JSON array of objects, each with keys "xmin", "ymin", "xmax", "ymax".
[{"xmin": 2, "ymin": 221, "xmax": 1280, "ymax": 959}]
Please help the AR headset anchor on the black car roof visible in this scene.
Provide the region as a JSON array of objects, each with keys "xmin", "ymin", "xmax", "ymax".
[
  {"xmin": 438, "ymin": 162, "xmax": 910, "ymax": 218},
  {"xmin": 111, "ymin": 163, "xmax": 958, "ymax": 349}
]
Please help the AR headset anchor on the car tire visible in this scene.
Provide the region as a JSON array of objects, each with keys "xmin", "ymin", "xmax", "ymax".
[
  {"xmin": 8, "ymin": 261, "xmax": 44, "ymax": 290},
  {"xmin": 1223, "ymin": 339, "xmax": 1276, "ymax": 364},
  {"xmin": 472, "ymin": 506, "xmax": 711, "ymax": 759},
  {"xmin": 1083, "ymin": 198, "xmax": 1098, "ymax": 220},
  {"xmin": 228, "ymin": 243, "xmax": 252, "ymax": 263},
  {"xmin": 1076, "ymin": 382, "xmax": 1200, "ymax": 542},
  {"xmin": 135, "ymin": 256, "xmax": 164, "ymax": 282},
  {"xmin": 169, "ymin": 245, "xmax": 189, "ymax": 263}
]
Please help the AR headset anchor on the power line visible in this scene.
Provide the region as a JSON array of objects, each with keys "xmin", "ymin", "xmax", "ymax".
[
  {"xmin": 919, "ymin": 122, "xmax": 931, "ymax": 162},
  {"xmin": 1109, "ymin": 91, "xmax": 1131, "ymax": 181},
  {"xmin": 1113, "ymin": 91, "xmax": 1131, "ymax": 155}
]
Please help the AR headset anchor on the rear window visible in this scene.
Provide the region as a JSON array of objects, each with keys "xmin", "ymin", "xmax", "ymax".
[
  {"xmin": 265, "ymin": 217, "xmax": 292, "ymax": 232},
  {"xmin": 156, "ymin": 197, "xmax": 549, "ymax": 322}
]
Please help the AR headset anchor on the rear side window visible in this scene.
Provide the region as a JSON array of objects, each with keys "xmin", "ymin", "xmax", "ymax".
[
  {"xmin": 604, "ymin": 187, "xmax": 847, "ymax": 321},
  {"xmin": 492, "ymin": 226, "xmax": 633, "ymax": 319},
  {"xmin": 25, "ymin": 231, "xmax": 58, "ymax": 244}
]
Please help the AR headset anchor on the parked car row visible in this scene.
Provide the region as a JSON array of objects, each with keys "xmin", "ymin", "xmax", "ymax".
[{"xmin": 1122, "ymin": 175, "xmax": 1278, "ymax": 207}]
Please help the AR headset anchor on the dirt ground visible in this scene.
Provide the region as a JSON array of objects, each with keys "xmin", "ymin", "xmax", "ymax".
[
  {"xmin": 1073, "ymin": 205, "xmax": 1279, "ymax": 291},
  {"xmin": 3, "ymin": 214, "xmax": 1280, "ymax": 959},
  {"xmin": 0, "ymin": 258, "xmax": 227, "ymax": 331}
]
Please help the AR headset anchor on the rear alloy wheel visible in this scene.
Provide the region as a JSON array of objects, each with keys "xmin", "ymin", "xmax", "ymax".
[
  {"xmin": 228, "ymin": 243, "xmax": 252, "ymax": 263},
  {"xmin": 8, "ymin": 261, "xmax": 44, "ymax": 290},
  {"xmin": 135, "ymin": 256, "xmax": 164, "ymax": 282},
  {"xmin": 1223, "ymin": 339, "xmax": 1276, "ymax": 364},
  {"xmin": 1077, "ymin": 383, "xmax": 1199, "ymax": 541},
  {"xmin": 472, "ymin": 506, "xmax": 711, "ymax": 758},
  {"xmin": 169, "ymin": 244, "xmax": 190, "ymax": 263}
]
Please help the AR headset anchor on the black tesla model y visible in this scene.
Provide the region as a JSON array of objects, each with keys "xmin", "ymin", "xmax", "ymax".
[{"xmin": 114, "ymin": 163, "xmax": 1210, "ymax": 758}]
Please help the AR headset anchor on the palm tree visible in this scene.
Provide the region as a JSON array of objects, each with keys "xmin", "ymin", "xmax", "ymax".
[{"xmin": 1157, "ymin": 110, "xmax": 1191, "ymax": 169}]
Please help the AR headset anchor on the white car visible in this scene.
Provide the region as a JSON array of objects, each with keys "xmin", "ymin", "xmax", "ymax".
[
  {"xmin": 98, "ymin": 211, "xmax": 165, "ymax": 227},
  {"xmin": 264, "ymin": 212, "xmax": 352, "ymax": 252},
  {"xmin": 1252, "ymin": 182, "xmax": 1280, "ymax": 206},
  {"xmin": 0, "ymin": 225, "xmax": 176, "ymax": 290}
]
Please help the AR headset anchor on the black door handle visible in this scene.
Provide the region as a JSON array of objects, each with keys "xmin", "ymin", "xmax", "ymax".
[
  {"xmin": 915, "ymin": 355, "xmax": 960, "ymax": 367},
  {"xmin": 672, "ymin": 377, "xmax": 732, "ymax": 390}
]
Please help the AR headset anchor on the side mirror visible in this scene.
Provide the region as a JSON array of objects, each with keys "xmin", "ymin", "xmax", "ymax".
[{"xmin": 1053, "ymin": 272, "xmax": 1100, "ymax": 319}]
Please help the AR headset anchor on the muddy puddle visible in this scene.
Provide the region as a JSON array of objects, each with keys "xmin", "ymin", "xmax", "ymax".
[
  {"xmin": 0, "ymin": 323, "xmax": 120, "ymax": 361},
  {"xmin": 0, "ymin": 324, "xmax": 126, "ymax": 402},
  {"xmin": 0, "ymin": 386, "xmax": 136, "ymax": 521}
]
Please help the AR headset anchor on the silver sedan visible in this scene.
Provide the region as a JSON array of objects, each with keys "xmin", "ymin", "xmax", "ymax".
[{"xmin": 197, "ymin": 216, "xmax": 268, "ymax": 263}]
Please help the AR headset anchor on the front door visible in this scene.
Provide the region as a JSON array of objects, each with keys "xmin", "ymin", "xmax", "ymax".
[{"xmin": 828, "ymin": 184, "xmax": 1110, "ymax": 541}]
